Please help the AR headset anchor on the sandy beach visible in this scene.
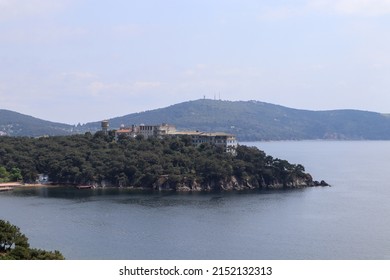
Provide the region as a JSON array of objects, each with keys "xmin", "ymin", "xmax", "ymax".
[
  {"xmin": 0, "ymin": 182, "xmax": 57, "ymax": 189},
  {"xmin": 0, "ymin": 182, "xmax": 23, "ymax": 187}
]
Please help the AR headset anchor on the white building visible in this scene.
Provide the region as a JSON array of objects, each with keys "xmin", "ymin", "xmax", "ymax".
[
  {"xmin": 115, "ymin": 123, "xmax": 176, "ymax": 140},
  {"xmin": 170, "ymin": 131, "xmax": 238, "ymax": 154}
]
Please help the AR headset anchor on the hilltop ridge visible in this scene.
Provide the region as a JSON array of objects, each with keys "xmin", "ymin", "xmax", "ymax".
[
  {"xmin": 2, "ymin": 99, "xmax": 390, "ymax": 140},
  {"xmin": 81, "ymin": 99, "xmax": 390, "ymax": 141},
  {"xmin": 0, "ymin": 109, "xmax": 74, "ymax": 137}
]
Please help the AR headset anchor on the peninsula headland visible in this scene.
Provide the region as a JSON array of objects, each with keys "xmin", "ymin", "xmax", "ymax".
[{"xmin": 0, "ymin": 132, "xmax": 328, "ymax": 191}]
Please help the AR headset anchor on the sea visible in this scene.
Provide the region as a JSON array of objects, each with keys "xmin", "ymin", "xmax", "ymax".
[{"xmin": 1, "ymin": 141, "xmax": 390, "ymax": 260}]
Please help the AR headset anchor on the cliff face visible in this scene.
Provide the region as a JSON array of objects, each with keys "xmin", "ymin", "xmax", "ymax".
[{"xmin": 152, "ymin": 174, "xmax": 328, "ymax": 192}]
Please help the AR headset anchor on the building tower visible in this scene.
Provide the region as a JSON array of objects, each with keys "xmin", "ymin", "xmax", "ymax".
[{"xmin": 101, "ymin": 120, "xmax": 109, "ymax": 135}]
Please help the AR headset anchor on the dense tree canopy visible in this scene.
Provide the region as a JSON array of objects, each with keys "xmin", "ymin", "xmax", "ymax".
[{"xmin": 0, "ymin": 133, "xmax": 314, "ymax": 190}]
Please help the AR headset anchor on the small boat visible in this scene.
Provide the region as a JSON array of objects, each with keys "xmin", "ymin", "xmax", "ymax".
[
  {"xmin": 0, "ymin": 187, "xmax": 14, "ymax": 192},
  {"xmin": 75, "ymin": 185, "xmax": 93, "ymax": 189}
]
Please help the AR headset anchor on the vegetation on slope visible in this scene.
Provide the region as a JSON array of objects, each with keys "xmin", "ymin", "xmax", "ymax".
[
  {"xmin": 0, "ymin": 133, "xmax": 321, "ymax": 190},
  {"xmin": 82, "ymin": 99, "xmax": 390, "ymax": 141},
  {"xmin": 0, "ymin": 109, "xmax": 75, "ymax": 137},
  {"xmin": 3, "ymin": 99, "xmax": 390, "ymax": 140}
]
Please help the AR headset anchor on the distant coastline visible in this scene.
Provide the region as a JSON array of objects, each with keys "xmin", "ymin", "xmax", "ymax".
[{"xmin": 3, "ymin": 99, "xmax": 390, "ymax": 140}]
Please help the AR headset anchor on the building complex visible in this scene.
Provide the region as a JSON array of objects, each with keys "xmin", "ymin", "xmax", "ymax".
[{"xmin": 106, "ymin": 122, "xmax": 238, "ymax": 154}]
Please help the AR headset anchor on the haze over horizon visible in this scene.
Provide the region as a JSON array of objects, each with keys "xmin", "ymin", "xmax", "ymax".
[{"xmin": 1, "ymin": 0, "xmax": 390, "ymax": 124}]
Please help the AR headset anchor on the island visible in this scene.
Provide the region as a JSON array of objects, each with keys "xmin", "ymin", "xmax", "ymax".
[{"xmin": 0, "ymin": 132, "xmax": 328, "ymax": 191}]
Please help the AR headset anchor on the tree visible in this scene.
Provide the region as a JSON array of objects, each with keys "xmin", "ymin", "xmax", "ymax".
[
  {"xmin": 0, "ymin": 220, "xmax": 28, "ymax": 252},
  {"xmin": 0, "ymin": 219, "xmax": 64, "ymax": 260},
  {"xmin": 0, "ymin": 166, "xmax": 10, "ymax": 182},
  {"xmin": 9, "ymin": 167, "xmax": 23, "ymax": 181},
  {"xmin": 28, "ymin": 248, "xmax": 65, "ymax": 260}
]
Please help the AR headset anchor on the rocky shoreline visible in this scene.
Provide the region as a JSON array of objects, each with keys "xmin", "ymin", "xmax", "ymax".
[
  {"xmin": 66, "ymin": 175, "xmax": 329, "ymax": 192},
  {"xmin": 1, "ymin": 174, "xmax": 329, "ymax": 193},
  {"xmin": 1, "ymin": 176, "xmax": 329, "ymax": 192},
  {"xmin": 151, "ymin": 175, "xmax": 329, "ymax": 192}
]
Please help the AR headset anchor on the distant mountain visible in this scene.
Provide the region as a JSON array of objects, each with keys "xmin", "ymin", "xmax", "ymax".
[
  {"xmin": 3, "ymin": 100, "xmax": 390, "ymax": 140},
  {"xmin": 81, "ymin": 99, "xmax": 390, "ymax": 141},
  {"xmin": 0, "ymin": 109, "xmax": 75, "ymax": 137}
]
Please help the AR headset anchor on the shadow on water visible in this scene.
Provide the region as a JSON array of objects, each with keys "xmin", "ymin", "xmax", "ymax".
[
  {"xmin": 7, "ymin": 185, "xmax": 307, "ymax": 209},
  {"xmin": 116, "ymin": 194, "xmax": 227, "ymax": 208}
]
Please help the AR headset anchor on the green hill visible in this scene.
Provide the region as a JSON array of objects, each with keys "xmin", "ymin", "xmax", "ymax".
[
  {"xmin": 82, "ymin": 99, "xmax": 390, "ymax": 141},
  {"xmin": 3, "ymin": 99, "xmax": 390, "ymax": 140},
  {"xmin": 0, "ymin": 109, "xmax": 74, "ymax": 137}
]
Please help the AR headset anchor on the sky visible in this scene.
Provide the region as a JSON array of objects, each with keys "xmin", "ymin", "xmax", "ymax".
[{"xmin": 1, "ymin": 0, "xmax": 390, "ymax": 124}]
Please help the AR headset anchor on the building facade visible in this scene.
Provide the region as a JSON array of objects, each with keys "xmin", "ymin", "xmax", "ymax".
[
  {"xmin": 172, "ymin": 131, "xmax": 238, "ymax": 154},
  {"xmin": 111, "ymin": 122, "xmax": 237, "ymax": 154},
  {"xmin": 115, "ymin": 123, "xmax": 176, "ymax": 140}
]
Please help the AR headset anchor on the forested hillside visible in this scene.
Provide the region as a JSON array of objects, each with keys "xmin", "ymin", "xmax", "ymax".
[
  {"xmin": 0, "ymin": 109, "xmax": 74, "ymax": 136},
  {"xmin": 82, "ymin": 99, "xmax": 390, "ymax": 141},
  {"xmin": 4, "ymin": 99, "xmax": 390, "ymax": 140},
  {"xmin": 0, "ymin": 133, "xmax": 323, "ymax": 190}
]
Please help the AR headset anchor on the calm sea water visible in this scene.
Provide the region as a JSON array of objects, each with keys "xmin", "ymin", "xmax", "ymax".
[{"xmin": 1, "ymin": 141, "xmax": 390, "ymax": 260}]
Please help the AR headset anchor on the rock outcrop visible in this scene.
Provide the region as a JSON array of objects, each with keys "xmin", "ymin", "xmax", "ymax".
[{"xmin": 151, "ymin": 174, "xmax": 329, "ymax": 192}]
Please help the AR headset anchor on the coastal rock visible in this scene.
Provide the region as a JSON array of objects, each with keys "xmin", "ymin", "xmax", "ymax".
[
  {"xmin": 313, "ymin": 180, "xmax": 330, "ymax": 187},
  {"xmin": 88, "ymin": 173, "xmax": 329, "ymax": 192},
  {"xmin": 152, "ymin": 173, "xmax": 328, "ymax": 192}
]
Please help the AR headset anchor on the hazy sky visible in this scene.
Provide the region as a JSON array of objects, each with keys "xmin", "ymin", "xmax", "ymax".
[{"xmin": 1, "ymin": 0, "xmax": 390, "ymax": 124}]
